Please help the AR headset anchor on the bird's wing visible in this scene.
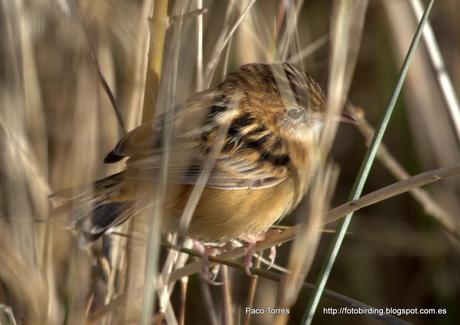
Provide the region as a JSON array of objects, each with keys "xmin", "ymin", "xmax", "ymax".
[
  {"xmin": 104, "ymin": 89, "xmax": 215, "ymax": 163},
  {"xmin": 105, "ymin": 90, "xmax": 290, "ymax": 190}
]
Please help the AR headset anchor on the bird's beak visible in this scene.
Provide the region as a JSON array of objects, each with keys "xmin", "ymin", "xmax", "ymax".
[{"xmin": 339, "ymin": 110, "xmax": 358, "ymax": 125}]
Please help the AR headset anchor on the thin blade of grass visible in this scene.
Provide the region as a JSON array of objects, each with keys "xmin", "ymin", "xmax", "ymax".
[
  {"xmin": 287, "ymin": 34, "xmax": 328, "ymax": 64},
  {"xmin": 168, "ymin": 245, "xmax": 413, "ymax": 325},
  {"xmin": 320, "ymin": 0, "xmax": 369, "ymax": 154},
  {"xmin": 154, "ymin": 2, "xmax": 255, "ymax": 319},
  {"xmin": 409, "ymin": 0, "xmax": 460, "ymax": 141},
  {"xmin": 277, "ymin": 0, "xmax": 305, "ymax": 60},
  {"xmin": 276, "ymin": 163, "xmax": 338, "ymax": 318},
  {"xmin": 205, "ymin": 0, "xmax": 257, "ymax": 84},
  {"xmin": 199, "ymin": 275, "xmax": 219, "ymax": 325},
  {"xmin": 141, "ymin": 0, "xmax": 168, "ymax": 122},
  {"xmin": 348, "ymin": 104, "xmax": 460, "ymax": 239},
  {"xmin": 140, "ymin": 1, "xmax": 172, "ymax": 323},
  {"xmin": 0, "ymin": 223, "xmax": 49, "ymax": 323},
  {"xmin": 383, "ymin": 0, "xmax": 460, "ymax": 220},
  {"xmin": 301, "ymin": 1, "xmax": 436, "ymax": 323},
  {"xmin": 126, "ymin": 0, "xmax": 155, "ymax": 128},
  {"xmin": 196, "ymin": 0, "xmax": 204, "ymax": 91}
]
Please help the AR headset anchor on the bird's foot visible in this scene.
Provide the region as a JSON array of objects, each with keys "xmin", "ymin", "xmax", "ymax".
[
  {"xmin": 192, "ymin": 241, "xmax": 223, "ymax": 285},
  {"xmin": 266, "ymin": 245, "xmax": 277, "ymax": 270},
  {"xmin": 244, "ymin": 242, "xmax": 256, "ymax": 276},
  {"xmin": 240, "ymin": 230, "xmax": 281, "ymax": 275}
]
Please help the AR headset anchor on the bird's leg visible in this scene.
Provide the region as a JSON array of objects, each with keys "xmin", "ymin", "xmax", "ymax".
[
  {"xmin": 240, "ymin": 230, "xmax": 281, "ymax": 275},
  {"xmin": 240, "ymin": 233, "xmax": 266, "ymax": 276},
  {"xmin": 244, "ymin": 241, "xmax": 256, "ymax": 276},
  {"xmin": 263, "ymin": 245, "xmax": 277, "ymax": 270},
  {"xmin": 192, "ymin": 240, "xmax": 223, "ymax": 285}
]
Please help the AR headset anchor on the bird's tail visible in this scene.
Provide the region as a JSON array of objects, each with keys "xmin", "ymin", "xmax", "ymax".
[{"xmin": 50, "ymin": 171, "xmax": 136, "ymax": 246}]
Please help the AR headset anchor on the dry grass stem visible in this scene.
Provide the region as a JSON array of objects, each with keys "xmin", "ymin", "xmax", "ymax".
[
  {"xmin": 287, "ymin": 34, "xmax": 329, "ymax": 64},
  {"xmin": 205, "ymin": 0, "xmax": 257, "ymax": 83},
  {"xmin": 179, "ymin": 277, "xmax": 188, "ymax": 325},
  {"xmin": 243, "ymin": 256, "xmax": 261, "ymax": 325},
  {"xmin": 320, "ymin": 0, "xmax": 369, "ymax": 154},
  {"xmin": 163, "ymin": 246, "xmax": 411, "ymax": 325},
  {"xmin": 2, "ymin": 1, "xmax": 459, "ymax": 324},
  {"xmin": 221, "ymin": 266, "xmax": 234, "ymax": 325},
  {"xmin": 349, "ymin": 104, "xmax": 460, "ymax": 240},
  {"xmin": 0, "ymin": 304, "xmax": 17, "ymax": 325},
  {"xmin": 409, "ymin": 0, "xmax": 460, "ymax": 140},
  {"xmin": 277, "ymin": 164, "xmax": 338, "ymax": 317},
  {"xmin": 170, "ymin": 164, "xmax": 460, "ymax": 281}
]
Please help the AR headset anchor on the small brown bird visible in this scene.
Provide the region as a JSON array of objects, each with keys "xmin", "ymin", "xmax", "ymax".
[{"xmin": 57, "ymin": 63, "xmax": 351, "ymax": 248}]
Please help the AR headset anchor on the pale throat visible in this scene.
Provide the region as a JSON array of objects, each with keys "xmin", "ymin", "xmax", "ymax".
[{"xmin": 296, "ymin": 118, "xmax": 324, "ymax": 142}]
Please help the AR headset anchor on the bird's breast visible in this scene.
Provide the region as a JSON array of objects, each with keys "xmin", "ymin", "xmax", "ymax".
[{"xmin": 163, "ymin": 178, "xmax": 296, "ymax": 243}]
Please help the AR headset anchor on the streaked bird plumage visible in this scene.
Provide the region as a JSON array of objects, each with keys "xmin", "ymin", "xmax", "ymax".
[{"xmin": 54, "ymin": 63, "xmax": 330, "ymax": 244}]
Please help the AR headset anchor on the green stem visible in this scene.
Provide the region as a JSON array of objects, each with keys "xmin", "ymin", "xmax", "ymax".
[{"xmin": 301, "ymin": 0, "xmax": 436, "ymax": 324}]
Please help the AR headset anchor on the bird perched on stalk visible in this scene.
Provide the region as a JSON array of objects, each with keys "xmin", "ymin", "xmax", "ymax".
[{"xmin": 53, "ymin": 63, "xmax": 354, "ymax": 269}]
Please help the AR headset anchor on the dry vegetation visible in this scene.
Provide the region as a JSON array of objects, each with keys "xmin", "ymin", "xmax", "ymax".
[{"xmin": 0, "ymin": 0, "xmax": 459, "ymax": 324}]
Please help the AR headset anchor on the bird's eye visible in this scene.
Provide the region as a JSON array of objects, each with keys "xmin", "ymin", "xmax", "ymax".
[{"xmin": 287, "ymin": 107, "xmax": 304, "ymax": 120}]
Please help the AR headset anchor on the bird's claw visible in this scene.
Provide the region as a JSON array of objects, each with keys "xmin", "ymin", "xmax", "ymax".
[
  {"xmin": 244, "ymin": 242, "xmax": 256, "ymax": 276},
  {"xmin": 201, "ymin": 253, "xmax": 223, "ymax": 285},
  {"xmin": 266, "ymin": 245, "xmax": 277, "ymax": 270},
  {"xmin": 193, "ymin": 241, "xmax": 223, "ymax": 285}
]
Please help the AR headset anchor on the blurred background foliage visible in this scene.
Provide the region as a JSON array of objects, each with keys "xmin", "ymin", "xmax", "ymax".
[{"xmin": 0, "ymin": 0, "xmax": 459, "ymax": 324}]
